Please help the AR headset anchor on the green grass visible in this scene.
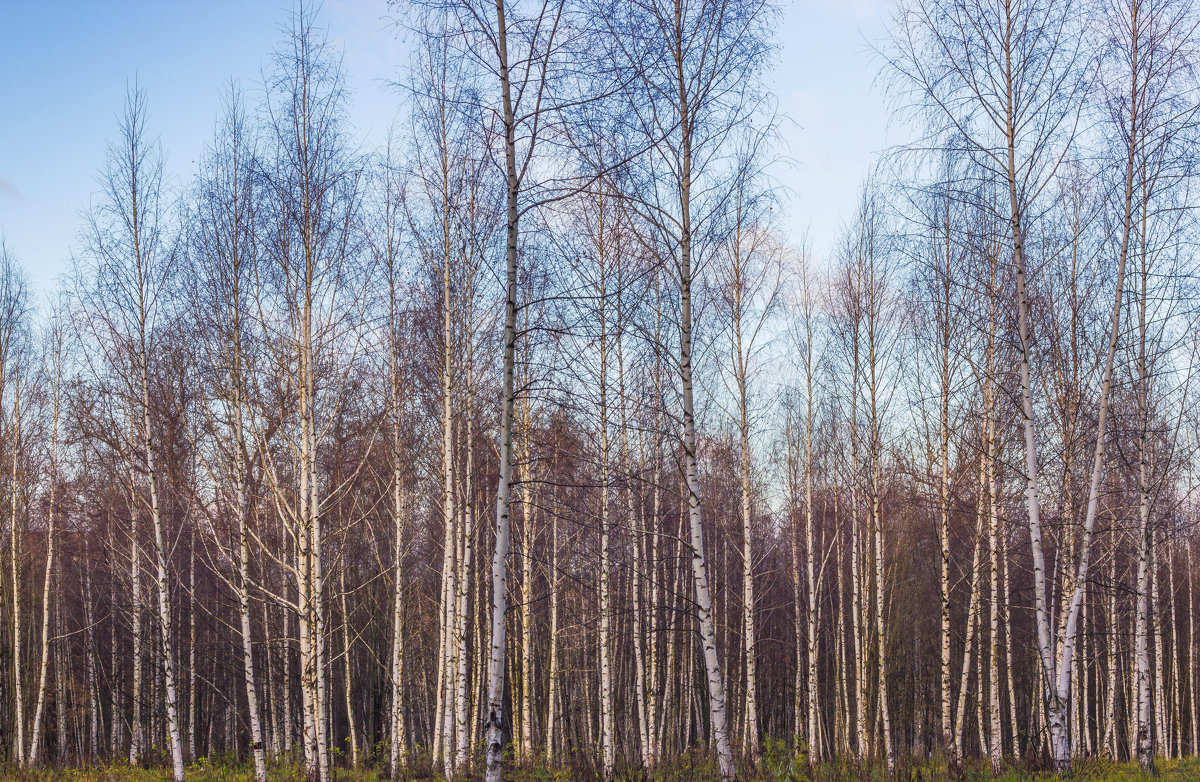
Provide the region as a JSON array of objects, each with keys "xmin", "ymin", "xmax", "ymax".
[
  {"xmin": 0, "ymin": 759, "xmax": 385, "ymax": 782},
  {"xmin": 0, "ymin": 756, "xmax": 1197, "ymax": 781}
]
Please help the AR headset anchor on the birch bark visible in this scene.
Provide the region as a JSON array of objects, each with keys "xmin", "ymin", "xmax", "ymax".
[
  {"xmin": 7, "ymin": 377, "xmax": 24, "ymax": 766},
  {"xmin": 27, "ymin": 340, "xmax": 60, "ymax": 765},
  {"xmin": 484, "ymin": 4, "xmax": 519, "ymax": 776}
]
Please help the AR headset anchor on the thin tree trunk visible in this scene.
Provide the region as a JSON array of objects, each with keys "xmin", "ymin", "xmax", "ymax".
[
  {"xmin": 937, "ymin": 199, "xmax": 954, "ymax": 763},
  {"xmin": 8, "ymin": 379, "xmax": 25, "ymax": 765},
  {"xmin": 84, "ymin": 542, "xmax": 100, "ymax": 759},
  {"xmin": 1001, "ymin": 521, "xmax": 1019, "ymax": 759},
  {"xmin": 141, "ymin": 353, "xmax": 185, "ymax": 782},
  {"xmin": 868, "ymin": 329, "xmax": 892, "ymax": 770},
  {"xmin": 519, "ymin": 428, "xmax": 537, "ymax": 764},
  {"xmin": 389, "ymin": 466, "xmax": 407, "ymax": 778},
  {"xmin": 129, "ymin": 474, "xmax": 142, "ymax": 767},
  {"xmin": 1189, "ymin": 540, "xmax": 1197, "ymax": 756},
  {"xmin": 849, "ymin": 433, "xmax": 866, "ymax": 760},
  {"xmin": 735, "ymin": 306, "xmax": 759, "ymax": 761},
  {"xmin": 27, "ymin": 366, "xmax": 59, "ymax": 766},
  {"xmin": 545, "ymin": 477, "xmax": 560, "ymax": 763},
  {"xmin": 954, "ymin": 481, "xmax": 986, "ymax": 758},
  {"xmin": 1153, "ymin": 540, "xmax": 1166, "ymax": 759},
  {"xmin": 1168, "ymin": 542, "xmax": 1180, "ymax": 759},
  {"xmin": 669, "ymin": 25, "xmax": 736, "ymax": 777},
  {"xmin": 618, "ymin": 290, "xmax": 650, "ymax": 772},
  {"xmin": 238, "ymin": 504, "xmax": 268, "ymax": 782},
  {"xmin": 188, "ymin": 539, "xmax": 197, "ymax": 763},
  {"xmin": 1136, "ymin": 499, "xmax": 1154, "ymax": 771},
  {"xmin": 987, "ymin": 396, "xmax": 1002, "ymax": 772},
  {"xmin": 338, "ymin": 568, "xmax": 358, "ymax": 767},
  {"xmin": 454, "ymin": 405, "xmax": 475, "ymax": 772},
  {"xmin": 1104, "ymin": 547, "xmax": 1119, "ymax": 758},
  {"xmin": 484, "ymin": 5, "xmax": 520, "ymax": 778}
]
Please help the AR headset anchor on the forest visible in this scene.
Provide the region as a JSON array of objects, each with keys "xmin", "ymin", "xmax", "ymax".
[{"xmin": 2, "ymin": 0, "xmax": 1200, "ymax": 780}]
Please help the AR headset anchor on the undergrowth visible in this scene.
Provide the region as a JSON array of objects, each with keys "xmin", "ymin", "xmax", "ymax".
[{"xmin": 1, "ymin": 750, "xmax": 1196, "ymax": 781}]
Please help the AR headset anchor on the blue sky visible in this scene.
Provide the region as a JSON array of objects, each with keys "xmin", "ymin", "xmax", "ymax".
[{"xmin": 0, "ymin": 0, "xmax": 896, "ymax": 297}]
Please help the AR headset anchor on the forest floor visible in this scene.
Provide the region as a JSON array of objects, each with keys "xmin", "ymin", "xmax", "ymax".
[{"xmin": 0, "ymin": 756, "xmax": 1197, "ymax": 782}]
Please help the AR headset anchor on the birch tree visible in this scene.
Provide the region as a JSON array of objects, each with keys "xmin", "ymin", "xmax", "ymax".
[
  {"xmin": 76, "ymin": 87, "xmax": 187, "ymax": 782},
  {"xmin": 1100, "ymin": 0, "xmax": 1200, "ymax": 768},
  {"xmin": 0, "ymin": 245, "xmax": 31, "ymax": 766},
  {"xmin": 188, "ymin": 86, "xmax": 269, "ymax": 782},
  {"xmin": 376, "ymin": 138, "xmax": 412, "ymax": 781},
  {"xmin": 26, "ymin": 303, "xmax": 66, "ymax": 767},
  {"xmin": 5, "ymin": 0, "xmax": 1200, "ymax": 775},
  {"xmin": 254, "ymin": 12, "xmax": 367, "ymax": 779},
  {"xmin": 886, "ymin": 1, "xmax": 1132, "ymax": 768},
  {"xmin": 598, "ymin": 0, "xmax": 776, "ymax": 774},
  {"xmin": 406, "ymin": 3, "xmax": 581, "ymax": 777},
  {"xmin": 712, "ymin": 147, "xmax": 781, "ymax": 761}
]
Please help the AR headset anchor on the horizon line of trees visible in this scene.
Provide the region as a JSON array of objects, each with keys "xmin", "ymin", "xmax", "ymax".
[{"xmin": 3, "ymin": 0, "xmax": 1200, "ymax": 780}]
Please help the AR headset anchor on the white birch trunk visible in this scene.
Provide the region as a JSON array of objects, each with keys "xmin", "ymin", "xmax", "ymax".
[
  {"xmin": 84, "ymin": 542, "xmax": 99, "ymax": 759},
  {"xmin": 387, "ymin": 235, "xmax": 408, "ymax": 771},
  {"xmin": 27, "ymin": 347, "xmax": 61, "ymax": 766},
  {"xmin": 618, "ymin": 296, "xmax": 650, "ymax": 772},
  {"xmin": 434, "ymin": 232, "xmax": 457, "ymax": 768},
  {"xmin": 987, "ymin": 406, "xmax": 1002, "ymax": 772},
  {"xmin": 1103, "ymin": 549, "xmax": 1119, "ymax": 757},
  {"xmin": 954, "ymin": 490, "xmax": 985, "ymax": 758},
  {"xmin": 518, "ymin": 434, "xmax": 535, "ymax": 763},
  {"xmin": 338, "ymin": 569, "xmax": 358, "ymax": 767},
  {"xmin": 738, "ymin": 365, "xmax": 759, "ymax": 761},
  {"xmin": 804, "ymin": 395, "xmax": 820, "ymax": 762},
  {"xmin": 867, "ymin": 313, "xmax": 892, "ymax": 770},
  {"xmin": 1168, "ymin": 543, "xmax": 1180, "ymax": 759},
  {"xmin": 595, "ymin": 224, "xmax": 616, "ymax": 779},
  {"xmin": 454, "ymin": 407, "xmax": 475, "ymax": 772},
  {"xmin": 139, "ymin": 350, "xmax": 185, "ymax": 782},
  {"xmin": 238, "ymin": 496, "xmax": 268, "ymax": 782},
  {"xmin": 937, "ymin": 209, "xmax": 954, "ymax": 762},
  {"xmin": 544, "ymin": 487, "xmax": 560, "ymax": 762},
  {"xmin": 7, "ymin": 384, "xmax": 24, "ymax": 766},
  {"xmin": 389, "ymin": 472, "xmax": 407, "ymax": 778},
  {"xmin": 1189, "ymin": 540, "xmax": 1197, "ymax": 756},
  {"xmin": 188, "ymin": 543, "xmax": 196, "ymax": 762},
  {"xmin": 1153, "ymin": 542, "xmax": 1166, "ymax": 760},
  {"xmin": 1136, "ymin": 490, "xmax": 1154, "ymax": 771},
  {"xmin": 679, "ymin": 153, "xmax": 736, "ymax": 782},
  {"xmin": 484, "ymin": 5, "xmax": 519, "ymax": 777},
  {"xmin": 129, "ymin": 475, "xmax": 142, "ymax": 766}
]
